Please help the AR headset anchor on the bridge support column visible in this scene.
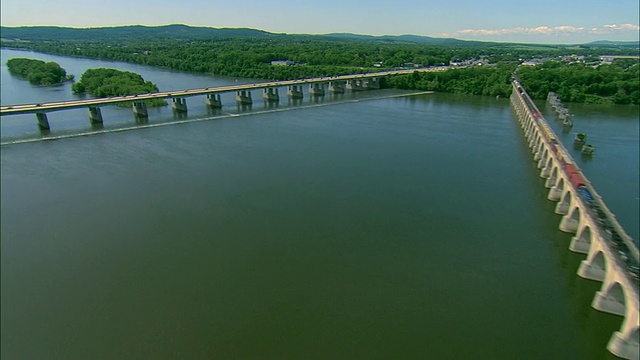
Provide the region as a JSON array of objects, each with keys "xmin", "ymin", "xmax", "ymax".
[
  {"xmin": 540, "ymin": 164, "xmax": 552, "ymax": 178},
  {"xmin": 329, "ymin": 81, "xmax": 345, "ymax": 93},
  {"xmin": 206, "ymin": 93, "xmax": 222, "ymax": 107},
  {"xmin": 236, "ymin": 90, "xmax": 252, "ymax": 105},
  {"xmin": 577, "ymin": 256, "xmax": 606, "ymax": 281},
  {"xmin": 607, "ymin": 312, "xmax": 640, "ymax": 360},
  {"xmin": 309, "ymin": 83, "xmax": 325, "ymax": 96},
  {"xmin": 592, "ymin": 283, "xmax": 626, "ymax": 316},
  {"xmin": 364, "ymin": 77, "xmax": 380, "ymax": 89},
  {"xmin": 287, "ymin": 85, "xmax": 303, "ymax": 99},
  {"xmin": 132, "ymin": 102, "xmax": 148, "ymax": 118},
  {"xmin": 547, "ymin": 185, "xmax": 563, "ymax": 201},
  {"xmin": 262, "ymin": 88, "xmax": 279, "ymax": 102},
  {"xmin": 554, "ymin": 193, "xmax": 571, "ymax": 214},
  {"xmin": 569, "ymin": 225, "xmax": 591, "ymax": 254},
  {"xmin": 35, "ymin": 112, "xmax": 50, "ymax": 130},
  {"xmin": 346, "ymin": 79, "xmax": 363, "ymax": 91},
  {"xmin": 171, "ymin": 97, "xmax": 187, "ymax": 112},
  {"xmin": 559, "ymin": 207, "xmax": 580, "ymax": 233},
  {"xmin": 88, "ymin": 106, "xmax": 103, "ymax": 125},
  {"xmin": 544, "ymin": 170, "xmax": 557, "ymax": 188}
]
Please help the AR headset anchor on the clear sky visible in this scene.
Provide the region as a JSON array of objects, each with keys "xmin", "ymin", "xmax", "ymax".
[{"xmin": 1, "ymin": 0, "xmax": 639, "ymax": 44}]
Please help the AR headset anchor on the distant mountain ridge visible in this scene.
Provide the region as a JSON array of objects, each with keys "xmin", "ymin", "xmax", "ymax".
[
  {"xmin": 0, "ymin": 24, "xmax": 473, "ymax": 45},
  {"xmin": 1, "ymin": 24, "xmax": 637, "ymax": 47}
]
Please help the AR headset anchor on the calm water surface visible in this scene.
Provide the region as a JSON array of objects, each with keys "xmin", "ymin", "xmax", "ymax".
[{"xmin": 1, "ymin": 49, "xmax": 638, "ymax": 359}]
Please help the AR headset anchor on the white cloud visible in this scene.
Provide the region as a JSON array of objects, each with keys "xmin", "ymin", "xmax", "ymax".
[{"xmin": 445, "ymin": 23, "xmax": 639, "ymax": 39}]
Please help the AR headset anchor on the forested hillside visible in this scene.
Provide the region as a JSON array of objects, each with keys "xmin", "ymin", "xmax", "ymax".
[{"xmin": 2, "ymin": 25, "xmax": 638, "ymax": 104}]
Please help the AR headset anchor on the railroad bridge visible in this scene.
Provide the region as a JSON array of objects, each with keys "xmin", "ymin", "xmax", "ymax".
[{"xmin": 511, "ymin": 79, "xmax": 639, "ymax": 360}]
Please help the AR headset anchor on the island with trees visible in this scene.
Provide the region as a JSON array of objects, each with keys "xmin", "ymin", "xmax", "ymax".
[
  {"xmin": 6, "ymin": 57, "xmax": 74, "ymax": 86},
  {"xmin": 72, "ymin": 68, "xmax": 167, "ymax": 106}
]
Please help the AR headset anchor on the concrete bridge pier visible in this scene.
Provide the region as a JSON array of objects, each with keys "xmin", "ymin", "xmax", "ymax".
[
  {"xmin": 592, "ymin": 279, "xmax": 626, "ymax": 316},
  {"xmin": 577, "ymin": 251, "xmax": 606, "ymax": 281},
  {"xmin": 364, "ymin": 77, "xmax": 380, "ymax": 89},
  {"xmin": 559, "ymin": 206, "xmax": 581, "ymax": 233},
  {"xmin": 545, "ymin": 168, "xmax": 558, "ymax": 188},
  {"xmin": 236, "ymin": 90, "xmax": 252, "ymax": 105},
  {"xmin": 346, "ymin": 79, "xmax": 363, "ymax": 91},
  {"xmin": 88, "ymin": 106, "xmax": 103, "ymax": 125},
  {"xmin": 554, "ymin": 191, "xmax": 571, "ymax": 215},
  {"xmin": 287, "ymin": 85, "xmax": 304, "ymax": 99},
  {"xmin": 132, "ymin": 102, "xmax": 148, "ymax": 118},
  {"xmin": 547, "ymin": 179, "xmax": 564, "ymax": 201},
  {"xmin": 309, "ymin": 83, "xmax": 325, "ymax": 96},
  {"xmin": 35, "ymin": 112, "xmax": 50, "ymax": 130},
  {"xmin": 607, "ymin": 311, "xmax": 640, "ymax": 360},
  {"xmin": 540, "ymin": 158, "xmax": 553, "ymax": 178},
  {"xmin": 537, "ymin": 152, "xmax": 548, "ymax": 169},
  {"xmin": 533, "ymin": 143, "xmax": 543, "ymax": 161},
  {"xmin": 569, "ymin": 224, "xmax": 592, "ymax": 254},
  {"xmin": 171, "ymin": 97, "xmax": 188, "ymax": 112},
  {"xmin": 263, "ymin": 88, "xmax": 279, "ymax": 102},
  {"xmin": 329, "ymin": 81, "xmax": 345, "ymax": 93},
  {"xmin": 206, "ymin": 93, "xmax": 222, "ymax": 108}
]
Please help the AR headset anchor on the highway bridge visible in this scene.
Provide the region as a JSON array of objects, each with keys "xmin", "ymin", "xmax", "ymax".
[
  {"xmin": 511, "ymin": 80, "xmax": 639, "ymax": 360},
  {"xmin": 0, "ymin": 67, "xmax": 446, "ymax": 130}
]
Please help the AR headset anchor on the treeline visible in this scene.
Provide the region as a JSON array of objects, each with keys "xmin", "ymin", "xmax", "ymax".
[
  {"xmin": 6, "ymin": 58, "xmax": 73, "ymax": 85},
  {"xmin": 2, "ymin": 32, "xmax": 623, "ymax": 80},
  {"xmin": 3, "ymin": 26, "xmax": 638, "ymax": 104},
  {"xmin": 384, "ymin": 65, "xmax": 515, "ymax": 97},
  {"xmin": 518, "ymin": 59, "xmax": 640, "ymax": 105},
  {"xmin": 72, "ymin": 68, "xmax": 166, "ymax": 106}
]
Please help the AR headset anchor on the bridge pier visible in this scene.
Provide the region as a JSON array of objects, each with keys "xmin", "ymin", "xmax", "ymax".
[
  {"xmin": 607, "ymin": 313, "xmax": 640, "ymax": 360},
  {"xmin": 287, "ymin": 85, "xmax": 304, "ymax": 99},
  {"xmin": 544, "ymin": 167, "xmax": 558, "ymax": 188},
  {"xmin": 35, "ymin": 112, "xmax": 50, "ymax": 130},
  {"xmin": 329, "ymin": 80, "xmax": 345, "ymax": 93},
  {"xmin": 593, "ymin": 282, "xmax": 626, "ymax": 316},
  {"xmin": 559, "ymin": 206, "xmax": 580, "ymax": 233},
  {"xmin": 88, "ymin": 106, "xmax": 103, "ymax": 125},
  {"xmin": 569, "ymin": 225, "xmax": 592, "ymax": 254},
  {"xmin": 309, "ymin": 83, "xmax": 325, "ymax": 96},
  {"xmin": 547, "ymin": 179, "xmax": 564, "ymax": 201},
  {"xmin": 262, "ymin": 88, "xmax": 279, "ymax": 102},
  {"xmin": 346, "ymin": 79, "xmax": 363, "ymax": 91},
  {"xmin": 554, "ymin": 191, "xmax": 571, "ymax": 215},
  {"xmin": 171, "ymin": 97, "xmax": 187, "ymax": 112},
  {"xmin": 132, "ymin": 102, "xmax": 148, "ymax": 118},
  {"xmin": 236, "ymin": 90, "xmax": 252, "ymax": 105},
  {"xmin": 577, "ymin": 252, "xmax": 606, "ymax": 281},
  {"xmin": 206, "ymin": 93, "xmax": 222, "ymax": 107},
  {"xmin": 364, "ymin": 77, "xmax": 380, "ymax": 89},
  {"xmin": 540, "ymin": 158, "xmax": 553, "ymax": 178}
]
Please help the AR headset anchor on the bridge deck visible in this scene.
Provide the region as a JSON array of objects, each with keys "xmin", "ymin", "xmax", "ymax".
[{"xmin": 0, "ymin": 68, "xmax": 444, "ymax": 116}]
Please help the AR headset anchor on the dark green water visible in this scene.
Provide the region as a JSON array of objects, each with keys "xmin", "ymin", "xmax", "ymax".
[{"xmin": 1, "ymin": 49, "xmax": 637, "ymax": 359}]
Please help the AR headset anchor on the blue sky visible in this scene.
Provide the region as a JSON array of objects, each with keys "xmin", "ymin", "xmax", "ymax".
[{"xmin": 1, "ymin": 0, "xmax": 638, "ymax": 44}]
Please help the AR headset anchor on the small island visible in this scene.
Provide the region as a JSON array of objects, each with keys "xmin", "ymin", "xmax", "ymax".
[
  {"xmin": 6, "ymin": 58, "xmax": 74, "ymax": 86},
  {"xmin": 72, "ymin": 68, "xmax": 167, "ymax": 106}
]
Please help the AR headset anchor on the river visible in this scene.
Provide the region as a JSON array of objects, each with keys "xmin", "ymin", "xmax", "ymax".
[{"xmin": 1, "ymin": 48, "xmax": 638, "ymax": 359}]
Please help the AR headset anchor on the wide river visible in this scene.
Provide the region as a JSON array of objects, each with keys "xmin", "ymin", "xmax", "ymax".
[{"xmin": 1, "ymin": 48, "xmax": 638, "ymax": 359}]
